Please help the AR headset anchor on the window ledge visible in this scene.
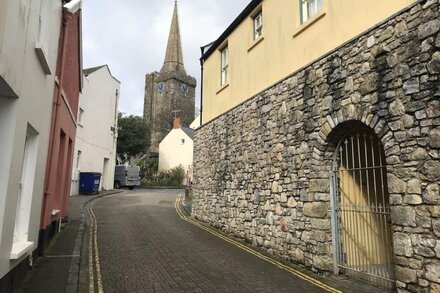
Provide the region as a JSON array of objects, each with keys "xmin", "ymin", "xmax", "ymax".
[
  {"xmin": 248, "ymin": 36, "xmax": 265, "ymax": 52},
  {"xmin": 293, "ymin": 11, "xmax": 326, "ymax": 38},
  {"xmin": 10, "ymin": 241, "xmax": 34, "ymax": 260},
  {"xmin": 35, "ymin": 42, "xmax": 51, "ymax": 75},
  {"xmin": 216, "ymin": 83, "xmax": 230, "ymax": 95}
]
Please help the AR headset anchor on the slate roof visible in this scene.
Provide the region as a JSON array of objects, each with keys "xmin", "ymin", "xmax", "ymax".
[
  {"xmin": 83, "ymin": 65, "xmax": 106, "ymax": 76},
  {"xmin": 181, "ymin": 127, "xmax": 194, "ymax": 140}
]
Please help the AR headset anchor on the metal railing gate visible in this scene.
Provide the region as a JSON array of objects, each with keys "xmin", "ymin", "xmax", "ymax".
[{"xmin": 330, "ymin": 132, "xmax": 395, "ymax": 289}]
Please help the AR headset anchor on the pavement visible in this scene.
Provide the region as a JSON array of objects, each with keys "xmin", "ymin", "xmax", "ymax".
[
  {"xmin": 15, "ymin": 189, "xmax": 390, "ymax": 293},
  {"xmin": 14, "ymin": 189, "xmax": 123, "ymax": 293}
]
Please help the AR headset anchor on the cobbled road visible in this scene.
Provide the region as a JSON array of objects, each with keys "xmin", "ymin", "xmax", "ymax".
[{"xmin": 88, "ymin": 189, "xmax": 332, "ymax": 293}]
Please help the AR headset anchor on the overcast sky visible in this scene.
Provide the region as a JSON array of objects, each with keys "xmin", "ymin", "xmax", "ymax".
[{"xmin": 82, "ymin": 0, "xmax": 250, "ymax": 116}]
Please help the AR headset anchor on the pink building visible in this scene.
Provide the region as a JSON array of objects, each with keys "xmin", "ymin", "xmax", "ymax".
[{"xmin": 39, "ymin": 0, "xmax": 83, "ymax": 252}]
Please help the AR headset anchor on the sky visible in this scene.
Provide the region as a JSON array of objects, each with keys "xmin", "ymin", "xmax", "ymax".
[{"xmin": 82, "ymin": 0, "xmax": 250, "ymax": 116}]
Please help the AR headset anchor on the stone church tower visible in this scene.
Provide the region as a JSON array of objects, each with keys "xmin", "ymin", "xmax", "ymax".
[{"xmin": 144, "ymin": 1, "xmax": 196, "ymax": 155}]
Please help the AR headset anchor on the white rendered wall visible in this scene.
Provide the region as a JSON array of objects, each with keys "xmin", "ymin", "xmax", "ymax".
[
  {"xmin": 0, "ymin": 0, "xmax": 61, "ymax": 279},
  {"xmin": 71, "ymin": 67, "xmax": 120, "ymax": 194},
  {"xmin": 158, "ymin": 129, "xmax": 193, "ymax": 183}
]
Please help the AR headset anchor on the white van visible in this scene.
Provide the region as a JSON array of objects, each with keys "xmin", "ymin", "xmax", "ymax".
[{"xmin": 114, "ymin": 165, "xmax": 140, "ymax": 190}]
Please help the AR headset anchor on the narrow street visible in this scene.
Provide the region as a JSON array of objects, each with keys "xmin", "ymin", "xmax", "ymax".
[{"xmin": 84, "ymin": 190, "xmax": 334, "ymax": 293}]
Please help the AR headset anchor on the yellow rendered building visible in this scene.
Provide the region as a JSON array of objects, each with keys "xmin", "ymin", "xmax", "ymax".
[{"xmin": 201, "ymin": 0, "xmax": 415, "ymax": 123}]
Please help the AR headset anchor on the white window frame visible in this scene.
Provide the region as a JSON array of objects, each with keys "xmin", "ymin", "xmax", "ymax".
[
  {"xmin": 11, "ymin": 124, "xmax": 39, "ymax": 259},
  {"xmin": 300, "ymin": 0, "xmax": 323, "ymax": 24},
  {"xmin": 221, "ymin": 46, "xmax": 229, "ymax": 86},
  {"xmin": 253, "ymin": 11, "xmax": 263, "ymax": 40},
  {"xmin": 78, "ymin": 107, "xmax": 84, "ymax": 125}
]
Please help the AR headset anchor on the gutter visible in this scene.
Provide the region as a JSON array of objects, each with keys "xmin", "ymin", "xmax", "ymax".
[{"xmin": 201, "ymin": 0, "xmax": 261, "ymax": 61}]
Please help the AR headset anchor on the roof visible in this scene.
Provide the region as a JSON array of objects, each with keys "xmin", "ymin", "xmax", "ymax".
[
  {"xmin": 83, "ymin": 65, "xmax": 106, "ymax": 75},
  {"xmin": 83, "ymin": 65, "xmax": 121, "ymax": 83},
  {"xmin": 181, "ymin": 127, "xmax": 194, "ymax": 140},
  {"xmin": 201, "ymin": 0, "xmax": 261, "ymax": 61},
  {"xmin": 64, "ymin": 0, "xmax": 82, "ymax": 14},
  {"xmin": 161, "ymin": 1, "xmax": 186, "ymax": 74}
]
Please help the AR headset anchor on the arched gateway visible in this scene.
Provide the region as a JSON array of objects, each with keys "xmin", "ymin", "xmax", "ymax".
[{"xmin": 329, "ymin": 122, "xmax": 395, "ymax": 289}]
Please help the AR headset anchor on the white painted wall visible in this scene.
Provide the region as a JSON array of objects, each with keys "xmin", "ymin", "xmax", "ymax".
[
  {"xmin": 189, "ymin": 115, "xmax": 201, "ymax": 129},
  {"xmin": 158, "ymin": 128, "xmax": 193, "ymax": 184},
  {"xmin": 71, "ymin": 66, "xmax": 120, "ymax": 195},
  {"xmin": 0, "ymin": 0, "xmax": 61, "ymax": 279}
]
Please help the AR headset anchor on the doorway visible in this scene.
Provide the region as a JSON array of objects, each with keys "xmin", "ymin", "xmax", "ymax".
[
  {"xmin": 102, "ymin": 158, "xmax": 109, "ymax": 190},
  {"xmin": 330, "ymin": 125, "xmax": 395, "ymax": 289}
]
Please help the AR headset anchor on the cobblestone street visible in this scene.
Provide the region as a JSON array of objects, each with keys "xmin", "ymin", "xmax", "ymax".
[{"xmin": 84, "ymin": 190, "xmax": 337, "ymax": 293}]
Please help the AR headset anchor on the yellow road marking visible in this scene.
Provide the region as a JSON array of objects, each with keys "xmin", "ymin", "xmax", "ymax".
[
  {"xmin": 87, "ymin": 202, "xmax": 95, "ymax": 293},
  {"xmin": 174, "ymin": 195, "xmax": 342, "ymax": 293},
  {"xmin": 87, "ymin": 198, "xmax": 104, "ymax": 293}
]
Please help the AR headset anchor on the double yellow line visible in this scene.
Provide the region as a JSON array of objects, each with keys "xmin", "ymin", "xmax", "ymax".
[
  {"xmin": 174, "ymin": 195, "xmax": 342, "ymax": 293},
  {"xmin": 87, "ymin": 198, "xmax": 104, "ymax": 293}
]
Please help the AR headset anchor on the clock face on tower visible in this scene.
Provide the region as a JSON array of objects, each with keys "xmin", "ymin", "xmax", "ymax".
[
  {"xmin": 157, "ymin": 82, "xmax": 165, "ymax": 93},
  {"xmin": 181, "ymin": 83, "xmax": 188, "ymax": 94}
]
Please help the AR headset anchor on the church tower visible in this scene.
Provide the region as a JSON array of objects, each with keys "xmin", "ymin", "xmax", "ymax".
[{"xmin": 144, "ymin": 1, "xmax": 196, "ymax": 155}]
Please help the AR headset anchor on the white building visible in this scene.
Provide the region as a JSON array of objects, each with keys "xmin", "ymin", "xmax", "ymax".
[
  {"xmin": 189, "ymin": 115, "xmax": 201, "ymax": 129},
  {"xmin": 71, "ymin": 65, "xmax": 120, "ymax": 195},
  {"xmin": 158, "ymin": 118, "xmax": 194, "ymax": 184},
  {"xmin": 0, "ymin": 0, "xmax": 62, "ymax": 286}
]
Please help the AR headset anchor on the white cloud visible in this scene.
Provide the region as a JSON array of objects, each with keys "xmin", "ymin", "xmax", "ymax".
[{"xmin": 82, "ymin": 0, "xmax": 250, "ymax": 116}]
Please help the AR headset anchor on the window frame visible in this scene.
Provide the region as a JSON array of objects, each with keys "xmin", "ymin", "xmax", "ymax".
[
  {"xmin": 253, "ymin": 11, "xmax": 263, "ymax": 40},
  {"xmin": 220, "ymin": 45, "xmax": 229, "ymax": 86},
  {"xmin": 300, "ymin": 0, "xmax": 323, "ymax": 24},
  {"xmin": 78, "ymin": 107, "xmax": 84, "ymax": 125}
]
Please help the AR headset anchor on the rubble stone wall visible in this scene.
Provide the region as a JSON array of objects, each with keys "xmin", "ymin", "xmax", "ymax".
[{"xmin": 193, "ymin": 1, "xmax": 440, "ymax": 291}]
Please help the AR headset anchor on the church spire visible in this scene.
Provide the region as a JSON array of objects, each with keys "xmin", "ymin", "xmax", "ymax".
[{"xmin": 161, "ymin": 1, "xmax": 185, "ymax": 74}]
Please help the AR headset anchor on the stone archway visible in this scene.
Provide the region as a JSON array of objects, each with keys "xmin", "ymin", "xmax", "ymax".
[{"xmin": 327, "ymin": 120, "xmax": 395, "ymax": 290}]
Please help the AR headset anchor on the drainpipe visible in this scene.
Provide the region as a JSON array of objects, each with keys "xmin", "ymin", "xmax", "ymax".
[{"xmin": 199, "ymin": 47, "xmax": 204, "ymax": 126}]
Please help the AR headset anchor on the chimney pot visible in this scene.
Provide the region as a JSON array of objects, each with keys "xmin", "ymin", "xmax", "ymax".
[{"xmin": 173, "ymin": 117, "xmax": 181, "ymax": 129}]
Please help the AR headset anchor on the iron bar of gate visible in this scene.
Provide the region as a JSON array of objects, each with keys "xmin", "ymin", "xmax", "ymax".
[
  {"xmin": 330, "ymin": 170, "xmax": 340, "ymax": 275},
  {"xmin": 356, "ymin": 134, "xmax": 368, "ymax": 274},
  {"xmin": 337, "ymin": 265, "xmax": 395, "ymax": 282},
  {"xmin": 334, "ymin": 133, "xmax": 395, "ymax": 288},
  {"xmin": 379, "ymin": 141, "xmax": 393, "ymax": 280},
  {"xmin": 340, "ymin": 165, "xmax": 387, "ymax": 171},
  {"xmin": 370, "ymin": 135, "xmax": 381, "ymax": 278},
  {"xmin": 345, "ymin": 139, "xmax": 356, "ymax": 271},
  {"xmin": 363, "ymin": 134, "xmax": 374, "ymax": 278},
  {"xmin": 351, "ymin": 135, "xmax": 362, "ymax": 272}
]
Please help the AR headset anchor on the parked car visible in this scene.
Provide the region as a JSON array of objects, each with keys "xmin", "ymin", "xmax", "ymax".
[{"xmin": 114, "ymin": 165, "xmax": 140, "ymax": 190}]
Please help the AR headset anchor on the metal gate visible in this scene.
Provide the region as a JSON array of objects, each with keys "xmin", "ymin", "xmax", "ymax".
[{"xmin": 330, "ymin": 132, "xmax": 395, "ymax": 289}]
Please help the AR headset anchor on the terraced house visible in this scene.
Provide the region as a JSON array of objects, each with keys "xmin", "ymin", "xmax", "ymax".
[{"xmin": 193, "ymin": 0, "xmax": 440, "ymax": 291}]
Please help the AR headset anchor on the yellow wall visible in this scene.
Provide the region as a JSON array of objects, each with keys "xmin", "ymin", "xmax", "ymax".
[{"xmin": 202, "ymin": 0, "xmax": 414, "ymax": 123}]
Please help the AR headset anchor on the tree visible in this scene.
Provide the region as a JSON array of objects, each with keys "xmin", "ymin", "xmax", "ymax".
[{"xmin": 117, "ymin": 114, "xmax": 150, "ymax": 159}]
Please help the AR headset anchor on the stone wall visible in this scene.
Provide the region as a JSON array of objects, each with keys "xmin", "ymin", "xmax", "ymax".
[{"xmin": 193, "ymin": 1, "xmax": 440, "ymax": 292}]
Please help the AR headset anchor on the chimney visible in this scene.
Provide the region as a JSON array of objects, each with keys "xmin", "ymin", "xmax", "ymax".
[{"xmin": 173, "ymin": 117, "xmax": 181, "ymax": 129}]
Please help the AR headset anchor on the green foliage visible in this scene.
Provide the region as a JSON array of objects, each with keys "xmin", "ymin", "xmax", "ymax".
[
  {"xmin": 117, "ymin": 115, "xmax": 149, "ymax": 158},
  {"xmin": 140, "ymin": 165, "xmax": 186, "ymax": 188},
  {"xmin": 138, "ymin": 157, "xmax": 158, "ymax": 179}
]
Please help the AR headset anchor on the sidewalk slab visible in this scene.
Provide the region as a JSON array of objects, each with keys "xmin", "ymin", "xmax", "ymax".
[{"xmin": 14, "ymin": 190, "xmax": 123, "ymax": 293}]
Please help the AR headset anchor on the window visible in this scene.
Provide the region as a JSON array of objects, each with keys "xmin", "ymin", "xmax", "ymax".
[
  {"xmin": 221, "ymin": 46, "xmax": 229, "ymax": 86},
  {"xmin": 300, "ymin": 0, "xmax": 323, "ymax": 23},
  {"xmin": 78, "ymin": 108, "xmax": 84, "ymax": 124},
  {"xmin": 76, "ymin": 150, "xmax": 81, "ymax": 169},
  {"xmin": 181, "ymin": 139, "xmax": 185, "ymax": 144},
  {"xmin": 11, "ymin": 124, "xmax": 39, "ymax": 259},
  {"xmin": 253, "ymin": 12, "xmax": 263, "ymax": 40}
]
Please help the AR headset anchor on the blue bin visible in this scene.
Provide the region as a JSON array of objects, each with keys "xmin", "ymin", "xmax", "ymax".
[{"xmin": 79, "ymin": 172, "xmax": 101, "ymax": 195}]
